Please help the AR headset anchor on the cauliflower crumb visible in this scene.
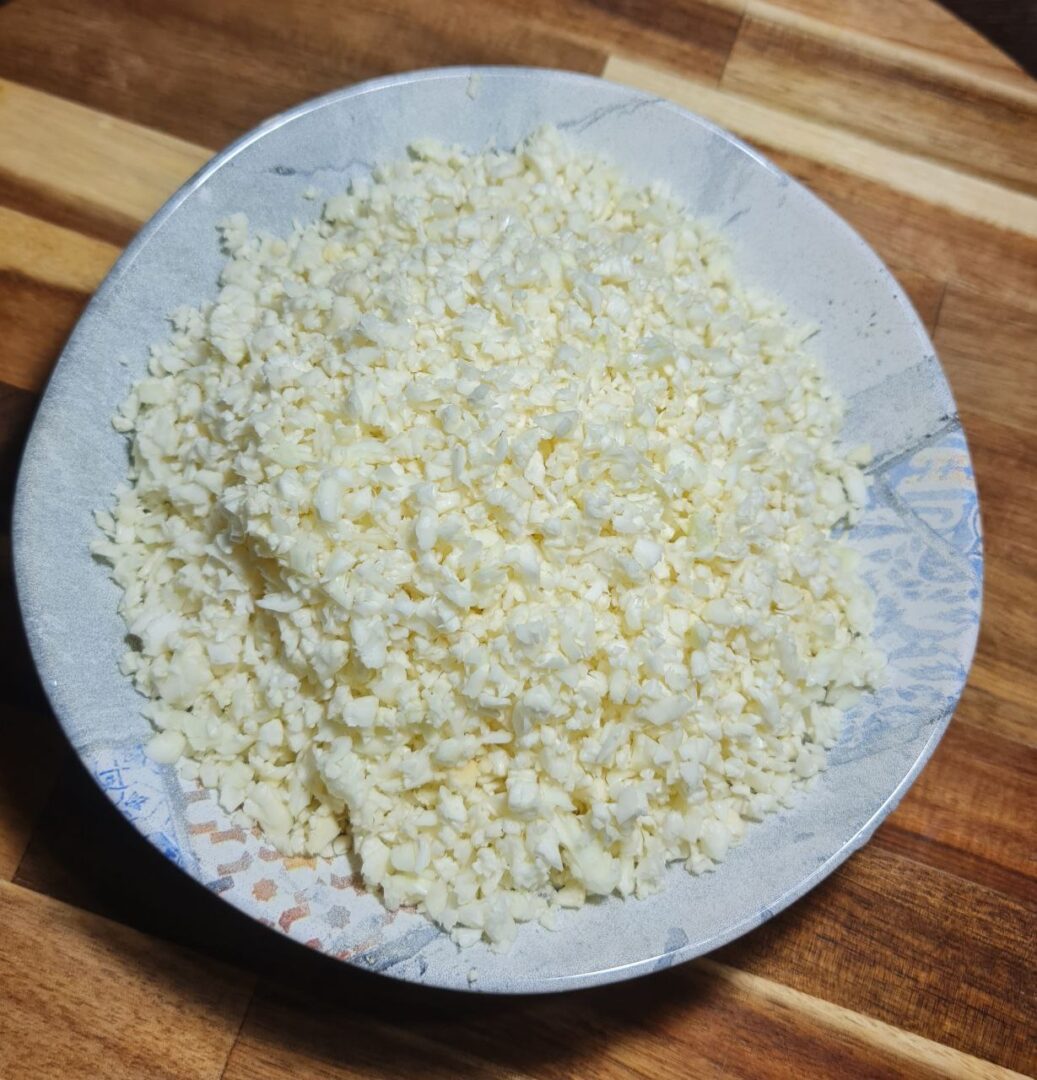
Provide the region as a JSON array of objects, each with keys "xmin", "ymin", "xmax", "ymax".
[{"xmin": 94, "ymin": 127, "xmax": 883, "ymax": 949}]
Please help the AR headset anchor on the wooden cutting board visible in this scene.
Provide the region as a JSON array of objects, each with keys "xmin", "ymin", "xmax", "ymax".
[{"xmin": 0, "ymin": 2, "xmax": 1034, "ymax": 1077}]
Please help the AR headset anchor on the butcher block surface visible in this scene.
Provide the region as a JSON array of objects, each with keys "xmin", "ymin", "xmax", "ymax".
[{"xmin": 0, "ymin": 1, "xmax": 1034, "ymax": 1076}]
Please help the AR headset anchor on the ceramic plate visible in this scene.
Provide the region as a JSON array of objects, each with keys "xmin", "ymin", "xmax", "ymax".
[{"xmin": 14, "ymin": 68, "xmax": 982, "ymax": 993}]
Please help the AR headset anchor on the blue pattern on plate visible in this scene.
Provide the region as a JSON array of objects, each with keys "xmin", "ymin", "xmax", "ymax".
[{"xmin": 89, "ymin": 743, "xmax": 186, "ymax": 868}]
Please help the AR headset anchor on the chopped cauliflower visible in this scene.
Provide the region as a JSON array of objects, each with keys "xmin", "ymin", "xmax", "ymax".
[{"xmin": 93, "ymin": 127, "xmax": 883, "ymax": 949}]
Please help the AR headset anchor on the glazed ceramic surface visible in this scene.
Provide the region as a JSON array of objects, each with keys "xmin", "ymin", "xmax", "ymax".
[{"xmin": 14, "ymin": 68, "xmax": 982, "ymax": 993}]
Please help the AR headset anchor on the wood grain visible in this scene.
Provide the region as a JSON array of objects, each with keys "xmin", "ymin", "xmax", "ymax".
[
  {"xmin": 723, "ymin": 3, "xmax": 1037, "ymax": 194},
  {"xmin": 223, "ymin": 959, "xmax": 1028, "ymax": 1080},
  {"xmin": 0, "ymin": 78, "xmax": 209, "ymax": 243},
  {"xmin": 692, "ymin": 960, "xmax": 1029, "ymax": 1080},
  {"xmin": 224, "ymin": 990, "xmax": 531, "ymax": 1080},
  {"xmin": 0, "ymin": 1, "xmax": 1034, "ymax": 1077},
  {"xmin": 766, "ymin": 0, "xmax": 1033, "ymax": 84},
  {"xmin": 875, "ymin": 722, "xmax": 1037, "ymax": 903},
  {"xmin": 0, "ymin": 0, "xmax": 606, "ymax": 150},
  {"xmin": 490, "ymin": 0, "xmax": 744, "ymax": 82},
  {"xmin": 970, "ymin": 558, "xmax": 1037, "ymax": 718},
  {"xmin": 935, "ymin": 286, "xmax": 1037, "ymax": 437},
  {"xmin": 969, "ymin": 432, "xmax": 1037, "ymax": 584},
  {"xmin": 0, "ymin": 879, "xmax": 255, "ymax": 1080},
  {"xmin": 0, "ymin": 209, "xmax": 119, "ymax": 392},
  {"xmin": 955, "ymin": 684, "xmax": 1037, "ymax": 753},
  {"xmin": 716, "ymin": 847, "xmax": 1036, "ymax": 1072}
]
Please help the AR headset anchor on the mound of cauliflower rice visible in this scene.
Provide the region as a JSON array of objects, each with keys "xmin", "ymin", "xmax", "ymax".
[{"xmin": 93, "ymin": 127, "xmax": 883, "ymax": 949}]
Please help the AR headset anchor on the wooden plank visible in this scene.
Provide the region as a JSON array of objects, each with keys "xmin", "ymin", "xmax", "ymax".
[
  {"xmin": 224, "ymin": 958, "xmax": 1027, "ymax": 1080},
  {"xmin": 0, "ymin": 878, "xmax": 254, "ymax": 1080},
  {"xmin": 603, "ymin": 56, "xmax": 1037, "ymax": 239},
  {"xmin": 0, "ymin": 205, "xmax": 118, "ymax": 294},
  {"xmin": 490, "ymin": 0, "xmax": 744, "ymax": 84},
  {"xmin": 0, "ymin": 77, "xmax": 209, "ymax": 243},
  {"xmin": 955, "ymin": 684, "xmax": 1037, "ymax": 753},
  {"xmin": 715, "ymin": 847, "xmax": 1037, "ymax": 1073},
  {"xmin": 689, "ymin": 959, "xmax": 1029, "ymax": 1080},
  {"xmin": 748, "ymin": 0, "xmax": 1037, "ymax": 109},
  {"xmin": 0, "ymin": 708, "xmax": 65, "ymax": 880},
  {"xmin": 763, "ymin": 0, "xmax": 1033, "ymax": 85},
  {"xmin": 0, "ymin": 271, "xmax": 91, "ymax": 393},
  {"xmin": 875, "ymin": 722, "xmax": 1037, "ymax": 904},
  {"xmin": 935, "ymin": 285, "xmax": 1037, "ymax": 436},
  {"xmin": 224, "ymin": 991, "xmax": 531, "ymax": 1080},
  {"xmin": 968, "ymin": 559, "xmax": 1037, "ymax": 719},
  {"xmin": 721, "ymin": 4, "xmax": 1037, "ymax": 196},
  {"xmin": 0, "ymin": 0, "xmax": 606, "ymax": 150},
  {"xmin": 966, "ymin": 418, "xmax": 1037, "ymax": 581},
  {"xmin": 0, "ymin": 209, "xmax": 119, "ymax": 392}
]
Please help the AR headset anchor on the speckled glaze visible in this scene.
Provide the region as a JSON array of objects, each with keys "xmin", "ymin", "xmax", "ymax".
[{"xmin": 13, "ymin": 68, "xmax": 982, "ymax": 994}]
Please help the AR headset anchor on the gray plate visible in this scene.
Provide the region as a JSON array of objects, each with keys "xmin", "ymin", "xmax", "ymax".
[{"xmin": 13, "ymin": 67, "xmax": 982, "ymax": 993}]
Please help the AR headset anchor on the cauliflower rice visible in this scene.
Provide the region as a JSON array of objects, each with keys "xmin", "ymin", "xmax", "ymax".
[{"xmin": 93, "ymin": 127, "xmax": 883, "ymax": 949}]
